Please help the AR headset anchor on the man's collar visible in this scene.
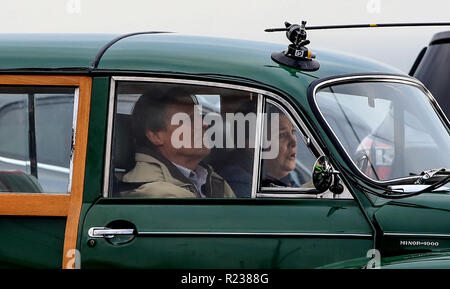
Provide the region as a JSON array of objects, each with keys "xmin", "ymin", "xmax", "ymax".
[
  {"xmin": 135, "ymin": 145, "xmax": 212, "ymax": 186},
  {"xmin": 135, "ymin": 146, "xmax": 196, "ymax": 188}
]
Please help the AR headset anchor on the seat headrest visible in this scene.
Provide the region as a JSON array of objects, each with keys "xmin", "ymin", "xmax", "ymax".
[{"xmin": 113, "ymin": 114, "xmax": 135, "ymax": 171}]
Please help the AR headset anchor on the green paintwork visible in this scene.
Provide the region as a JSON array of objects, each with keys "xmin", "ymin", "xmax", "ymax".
[
  {"xmin": 82, "ymin": 77, "xmax": 110, "ymax": 204},
  {"xmin": 97, "ymin": 34, "xmax": 402, "ymax": 104},
  {"xmin": 81, "ymin": 199, "xmax": 372, "ymax": 268},
  {"xmin": 376, "ymin": 193, "xmax": 450, "ymax": 234},
  {"xmin": 374, "ymin": 193, "xmax": 450, "ymax": 257},
  {"xmin": 0, "ymin": 217, "xmax": 66, "ymax": 268},
  {"xmin": 0, "ymin": 34, "xmax": 117, "ymax": 69},
  {"xmin": 1, "ymin": 33, "xmax": 449, "ymax": 268}
]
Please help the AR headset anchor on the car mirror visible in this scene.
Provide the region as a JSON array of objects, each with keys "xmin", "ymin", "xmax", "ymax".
[{"xmin": 312, "ymin": 156, "xmax": 334, "ymax": 193}]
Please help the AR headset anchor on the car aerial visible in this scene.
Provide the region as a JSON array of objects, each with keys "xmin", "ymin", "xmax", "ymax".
[{"xmin": 1, "ymin": 23, "xmax": 450, "ymax": 269}]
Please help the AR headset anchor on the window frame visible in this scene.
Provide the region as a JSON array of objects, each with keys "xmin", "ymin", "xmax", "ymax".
[
  {"xmin": 0, "ymin": 75, "xmax": 91, "ymax": 269},
  {"xmin": 104, "ymin": 76, "xmax": 330, "ymax": 199},
  {"xmin": 257, "ymin": 98, "xmax": 322, "ymax": 197}
]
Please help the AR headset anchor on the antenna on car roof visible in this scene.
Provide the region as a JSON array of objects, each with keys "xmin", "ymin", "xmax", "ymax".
[
  {"xmin": 265, "ymin": 21, "xmax": 450, "ymax": 71},
  {"xmin": 266, "ymin": 22, "xmax": 450, "ymax": 32}
]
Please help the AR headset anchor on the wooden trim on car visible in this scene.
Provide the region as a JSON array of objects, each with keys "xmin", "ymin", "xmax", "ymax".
[
  {"xmin": 62, "ymin": 77, "xmax": 91, "ymax": 269},
  {"xmin": 0, "ymin": 194, "xmax": 70, "ymax": 216},
  {"xmin": 0, "ymin": 75, "xmax": 88, "ymax": 87},
  {"xmin": 0, "ymin": 75, "xmax": 91, "ymax": 269}
]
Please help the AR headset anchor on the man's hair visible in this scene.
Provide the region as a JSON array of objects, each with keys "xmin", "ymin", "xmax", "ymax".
[{"xmin": 132, "ymin": 86, "xmax": 195, "ymax": 148}]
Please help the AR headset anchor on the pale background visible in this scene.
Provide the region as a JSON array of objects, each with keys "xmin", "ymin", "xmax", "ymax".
[{"xmin": 1, "ymin": 0, "xmax": 449, "ymax": 73}]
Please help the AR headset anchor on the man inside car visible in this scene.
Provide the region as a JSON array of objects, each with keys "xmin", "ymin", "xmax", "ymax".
[{"xmin": 121, "ymin": 87, "xmax": 235, "ymax": 198}]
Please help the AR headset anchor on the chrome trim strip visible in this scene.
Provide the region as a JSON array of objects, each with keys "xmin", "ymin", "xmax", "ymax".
[
  {"xmin": 311, "ymin": 74, "xmax": 449, "ymax": 185},
  {"xmin": 137, "ymin": 231, "xmax": 372, "ymax": 238},
  {"xmin": 68, "ymin": 87, "xmax": 80, "ymax": 193},
  {"xmin": 251, "ymin": 94, "xmax": 263, "ymax": 199},
  {"xmin": 112, "ymin": 76, "xmax": 281, "ymax": 95},
  {"xmin": 103, "ymin": 79, "xmax": 117, "ymax": 198},
  {"xmin": 260, "ymin": 187, "xmax": 316, "ymax": 191},
  {"xmin": 104, "ymin": 76, "xmax": 326, "ymax": 198},
  {"xmin": 88, "ymin": 227, "xmax": 135, "ymax": 238},
  {"xmin": 257, "ymin": 193, "xmax": 319, "ymax": 198},
  {"xmin": 384, "ymin": 232, "xmax": 450, "ymax": 238}
]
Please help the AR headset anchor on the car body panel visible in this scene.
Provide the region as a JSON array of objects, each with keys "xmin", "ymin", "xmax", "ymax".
[
  {"xmin": 80, "ymin": 199, "xmax": 373, "ymax": 268},
  {"xmin": 82, "ymin": 77, "xmax": 110, "ymax": 204},
  {"xmin": 0, "ymin": 216, "xmax": 66, "ymax": 268},
  {"xmin": 0, "ymin": 34, "xmax": 118, "ymax": 70},
  {"xmin": 97, "ymin": 34, "xmax": 402, "ymax": 105},
  {"xmin": 375, "ymin": 193, "xmax": 450, "ymax": 257}
]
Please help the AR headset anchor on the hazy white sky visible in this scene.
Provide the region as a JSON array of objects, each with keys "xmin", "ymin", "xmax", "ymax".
[{"xmin": 1, "ymin": 0, "xmax": 449, "ymax": 72}]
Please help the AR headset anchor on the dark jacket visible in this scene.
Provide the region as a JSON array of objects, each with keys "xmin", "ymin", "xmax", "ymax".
[{"xmin": 216, "ymin": 149, "xmax": 254, "ymax": 198}]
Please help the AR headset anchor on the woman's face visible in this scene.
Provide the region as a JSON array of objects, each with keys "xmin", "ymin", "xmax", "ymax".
[{"xmin": 266, "ymin": 114, "xmax": 298, "ymax": 179}]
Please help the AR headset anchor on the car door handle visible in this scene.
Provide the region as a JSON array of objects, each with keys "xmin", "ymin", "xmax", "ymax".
[{"xmin": 88, "ymin": 227, "xmax": 135, "ymax": 239}]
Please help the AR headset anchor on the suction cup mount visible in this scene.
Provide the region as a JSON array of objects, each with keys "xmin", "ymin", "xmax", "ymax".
[{"xmin": 265, "ymin": 21, "xmax": 320, "ymax": 71}]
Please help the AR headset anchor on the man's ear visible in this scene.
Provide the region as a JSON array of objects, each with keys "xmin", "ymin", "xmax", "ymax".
[{"xmin": 146, "ymin": 129, "xmax": 165, "ymax": 146}]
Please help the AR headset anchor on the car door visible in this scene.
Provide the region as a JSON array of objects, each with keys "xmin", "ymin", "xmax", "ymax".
[
  {"xmin": 79, "ymin": 77, "xmax": 374, "ymax": 269},
  {"xmin": 0, "ymin": 75, "xmax": 91, "ymax": 268}
]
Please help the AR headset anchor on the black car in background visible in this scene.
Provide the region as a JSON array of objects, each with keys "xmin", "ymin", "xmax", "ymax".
[{"xmin": 410, "ymin": 31, "xmax": 450, "ymax": 119}]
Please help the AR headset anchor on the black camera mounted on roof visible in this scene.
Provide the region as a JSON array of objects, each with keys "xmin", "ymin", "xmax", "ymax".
[
  {"xmin": 265, "ymin": 21, "xmax": 320, "ymax": 71},
  {"xmin": 266, "ymin": 20, "xmax": 450, "ymax": 72}
]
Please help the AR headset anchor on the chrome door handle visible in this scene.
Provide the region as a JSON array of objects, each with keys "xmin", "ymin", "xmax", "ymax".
[{"xmin": 88, "ymin": 227, "xmax": 135, "ymax": 239}]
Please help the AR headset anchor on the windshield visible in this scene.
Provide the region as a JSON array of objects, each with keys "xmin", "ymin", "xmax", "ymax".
[{"xmin": 315, "ymin": 80, "xmax": 450, "ymax": 182}]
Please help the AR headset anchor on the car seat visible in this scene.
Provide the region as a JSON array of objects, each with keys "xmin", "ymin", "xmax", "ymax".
[{"xmin": 111, "ymin": 113, "xmax": 137, "ymax": 196}]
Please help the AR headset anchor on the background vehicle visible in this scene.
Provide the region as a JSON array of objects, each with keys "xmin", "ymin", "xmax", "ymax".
[{"xmin": 410, "ymin": 30, "xmax": 450, "ymax": 119}]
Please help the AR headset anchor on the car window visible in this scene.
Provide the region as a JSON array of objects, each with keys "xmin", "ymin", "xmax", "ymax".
[
  {"xmin": 110, "ymin": 81, "xmax": 258, "ymax": 198},
  {"xmin": 260, "ymin": 101, "xmax": 316, "ymax": 189},
  {"xmin": 316, "ymin": 81, "xmax": 450, "ymax": 181},
  {"xmin": 0, "ymin": 86, "xmax": 76, "ymax": 193}
]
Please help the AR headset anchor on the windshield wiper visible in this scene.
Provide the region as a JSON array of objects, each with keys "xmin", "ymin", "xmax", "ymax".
[
  {"xmin": 414, "ymin": 168, "xmax": 449, "ymax": 185},
  {"xmin": 385, "ymin": 169, "xmax": 450, "ymax": 199},
  {"xmin": 339, "ymin": 165, "xmax": 450, "ymax": 200}
]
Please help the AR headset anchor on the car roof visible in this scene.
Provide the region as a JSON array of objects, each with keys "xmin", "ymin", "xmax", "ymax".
[
  {"xmin": 0, "ymin": 33, "xmax": 117, "ymax": 69},
  {"xmin": 430, "ymin": 30, "xmax": 450, "ymax": 45},
  {"xmin": 0, "ymin": 33, "xmax": 404, "ymax": 104}
]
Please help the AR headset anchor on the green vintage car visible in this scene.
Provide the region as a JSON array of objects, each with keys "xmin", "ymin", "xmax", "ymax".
[{"xmin": 0, "ymin": 27, "xmax": 450, "ymax": 269}]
